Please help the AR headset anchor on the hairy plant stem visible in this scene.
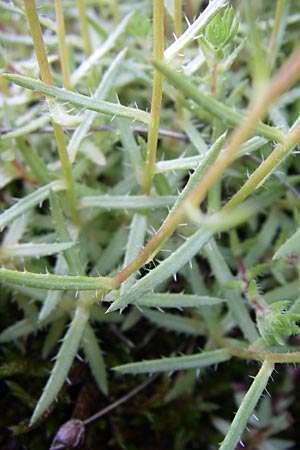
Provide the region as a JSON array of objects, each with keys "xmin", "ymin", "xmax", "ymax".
[
  {"xmin": 229, "ymin": 346, "xmax": 300, "ymax": 364},
  {"xmin": 225, "ymin": 124, "xmax": 300, "ymax": 210},
  {"xmin": 54, "ymin": 0, "xmax": 71, "ymax": 89},
  {"xmin": 23, "ymin": 0, "xmax": 79, "ymax": 224},
  {"xmin": 76, "ymin": 0, "xmax": 92, "ymax": 56},
  {"xmin": 142, "ymin": 0, "xmax": 164, "ymax": 194},
  {"xmin": 113, "ymin": 49, "xmax": 300, "ymax": 286},
  {"xmin": 219, "ymin": 360, "xmax": 274, "ymax": 450}
]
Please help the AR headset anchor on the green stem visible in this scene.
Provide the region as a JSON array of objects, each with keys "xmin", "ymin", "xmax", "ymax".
[
  {"xmin": 23, "ymin": 0, "xmax": 53, "ymax": 85},
  {"xmin": 76, "ymin": 0, "xmax": 92, "ymax": 56},
  {"xmin": 242, "ymin": 2, "xmax": 266, "ymax": 87},
  {"xmin": 267, "ymin": 0, "xmax": 287, "ymax": 72},
  {"xmin": 23, "ymin": 0, "xmax": 79, "ymax": 224},
  {"xmin": 224, "ymin": 124, "xmax": 300, "ymax": 210},
  {"xmin": 54, "ymin": 0, "xmax": 71, "ymax": 89},
  {"xmin": 142, "ymin": 0, "xmax": 164, "ymax": 194},
  {"xmin": 112, "ymin": 0, "xmax": 120, "ymax": 23},
  {"xmin": 219, "ymin": 360, "xmax": 274, "ymax": 450},
  {"xmin": 174, "ymin": 0, "xmax": 182, "ymax": 37},
  {"xmin": 52, "ymin": 122, "xmax": 79, "ymax": 223}
]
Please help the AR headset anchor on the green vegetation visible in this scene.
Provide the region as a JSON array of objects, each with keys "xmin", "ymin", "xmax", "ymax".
[{"xmin": 1, "ymin": 0, "xmax": 300, "ymax": 448}]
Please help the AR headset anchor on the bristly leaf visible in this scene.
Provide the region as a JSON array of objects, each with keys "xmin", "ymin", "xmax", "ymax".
[
  {"xmin": 219, "ymin": 361, "xmax": 274, "ymax": 450},
  {"xmin": 141, "ymin": 308, "xmax": 205, "ymax": 335},
  {"xmin": 150, "ymin": 60, "xmax": 283, "ymax": 143},
  {"xmin": 0, "ymin": 242, "xmax": 74, "ymax": 258},
  {"xmin": 135, "ymin": 293, "xmax": 226, "ymax": 308},
  {"xmin": 0, "ymin": 181, "xmax": 65, "ymax": 231},
  {"xmin": 114, "ymin": 348, "xmax": 231, "ymax": 374},
  {"xmin": 79, "ymin": 195, "xmax": 176, "ymax": 210},
  {"xmin": 164, "ymin": 0, "xmax": 229, "ymax": 61},
  {"xmin": 49, "ymin": 190, "xmax": 83, "ymax": 276},
  {"xmin": 107, "ymin": 229, "xmax": 213, "ymax": 313},
  {"xmin": 273, "ymin": 228, "xmax": 300, "ymax": 259},
  {"xmin": 68, "ymin": 48, "xmax": 128, "ymax": 163},
  {"xmin": 81, "ymin": 323, "xmax": 108, "ymax": 396},
  {"xmin": 0, "ymin": 268, "xmax": 117, "ymax": 291},
  {"xmin": 31, "ymin": 305, "xmax": 89, "ymax": 424},
  {"xmin": 3, "ymin": 74, "xmax": 150, "ymax": 124},
  {"xmin": 120, "ymin": 213, "xmax": 148, "ymax": 295}
]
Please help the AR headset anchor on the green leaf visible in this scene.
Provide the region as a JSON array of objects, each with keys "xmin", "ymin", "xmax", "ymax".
[
  {"xmin": 81, "ymin": 323, "xmax": 108, "ymax": 396},
  {"xmin": 219, "ymin": 361, "xmax": 274, "ymax": 450},
  {"xmin": 79, "ymin": 195, "xmax": 176, "ymax": 210},
  {"xmin": 107, "ymin": 229, "xmax": 213, "ymax": 313},
  {"xmin": 151, "ymin": 60, "xmax": 284, "ymax": 143},
  {"xmin": 0, "ymin": 181, "xmax": 65, "ymax": 231},
  {"xmin": 0, "ymin": 268, "xmax": 116, "ymax": 290},
  {"xmin": 164, "ymin": 0, "xmax": 229, "ymax": 61},
  {"xmin": 0, "ymin": 318, "xmax": 40, "ymax": 343},
  {"xmin": 49, "ymin": 190, "xmax": 83, "ymax": 276},
  {"xmin": 141, "ymin": 308, "xmax": 205, "ymax": 335},
  {"xmin": 114, "ymin": 348, "xmax": 231, "ymax": 374},
  {"xmin": 273, "ymin": 228, "xmax": 300, "ymax": 259},
  {"xmin": 120, "ymin": 213, "xmax": 148, "ymax": 295},
  {"xmin": 204, "ymin": 238, "xmax": 259, "ymax": 343},
  {"xmin": 70, "ymin": 13, "xmax": 133, "ymax": 86},
  {"xmin": 68, "ymin": 48, "xmax": 128, "ymax": 162},
  {"xmin": 4, "ymin": 74, "xmax": 150, "ymax": 124},
  {"xmin": 135, "ymin": 293, "xmax": 226, "ymax": 308},
  {"xmin": 31, "ymin": 306, "xmax": 89, "ymax": 423},
  {"xmin": 0, "ymin": 242, "xmax": 74, "ymax": 258}
]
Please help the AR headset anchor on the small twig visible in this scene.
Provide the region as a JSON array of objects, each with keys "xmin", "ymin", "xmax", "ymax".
[
  {"xmin": 109, "ymin": 323, "xmax": 136, "ymax": 349},
  {"xmin": 83, "ymin": 374, "xmax": 159, "ymax": 425}
]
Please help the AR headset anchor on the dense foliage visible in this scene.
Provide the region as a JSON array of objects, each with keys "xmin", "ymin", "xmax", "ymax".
[{"xmin": 1, "ymin": 0, "xmax": 300, "ymax": 448}]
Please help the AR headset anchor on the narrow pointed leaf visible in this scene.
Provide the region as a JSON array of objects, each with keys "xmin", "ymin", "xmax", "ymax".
[
  {"xmin": 79, "ymin": 195, "xmax": 176, "ymax": 210},
  {"xmin": 82, "ymin": 323, "xmax": 108, "ymax": 395},
  {"xmin": 0, "ymin": 181, "xmax": 64, "ymax": 231},
  {"xmin": 0, "ymin": 268, "xmax": 116, "ymax": 290},
  {"xmin": 135, "ymin": 293, "xmax": 225, "ymax": 308},
  {"xmin": 151, "ymin": 60, "xmax": 283, "ymax": 143},
  {"xmin": 107, "ymin": 229, "xmax": 213, "ymax": 313},
  {"xmin": 114, "ymin": 348, "xmax": 231, "ymax": 374},
  {"xmin": 142, "ymin": 308, "xmax": 205, "ymax": 335},
  {"xmin": 0, "ymin": 242, "xmax": 74, "ymax": 258},
  {"xmin": 4, "ymin": 74, "xmax": 150, "ymax": 124},
  {"xmin": 31, "ymin": 306, "xmax": 89, "ymax": 423},
  {"xmin": 273, "ymin": 228, "xmax": 300, "ymax": 259}
]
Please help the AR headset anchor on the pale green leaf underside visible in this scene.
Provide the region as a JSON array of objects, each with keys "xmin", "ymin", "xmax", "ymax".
[
  {"xmin": 79, "ymin": 195, "xmax": 177, "ymax": 210},
  {"xmin": 135, "ymin": 293, "xmax": 226, "ymax": 308},
  {"xmin": 0, "ymin": 242, "xmax": 74, "ymax": 258},
  {"xmin": 164, "ymin": 0, "xmax": 229, "ymax": 61}
]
